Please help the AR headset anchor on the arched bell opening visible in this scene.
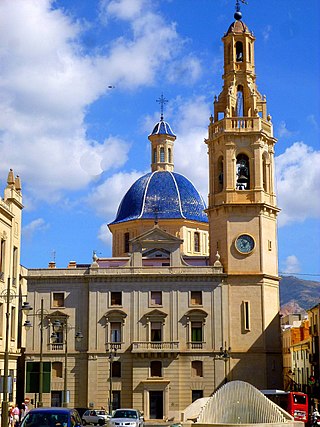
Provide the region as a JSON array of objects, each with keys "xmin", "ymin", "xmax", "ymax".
[
  {"xmin": 236, "ymin": 153, "xmax": 250, "ymax": 190},
  {"xmin": 235, "ymin": 41, "xmax": 243, "ymax": 62},
  {"xmin": 160, "ymin": 147, "xmax": 165, "ymax": 162},
  {"xmin": 236, "ymin": 85, "xmax": 244, "ymax": 117}
]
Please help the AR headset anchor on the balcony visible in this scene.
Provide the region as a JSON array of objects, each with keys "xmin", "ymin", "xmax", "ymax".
[
  {"xmin": 187, "ymin": 341, "xmax": 206, "ymax": 350},
  {"xmin": 132, "ymin": 341, "xmax": 179, "ymax": 353},
  {"xmin": 208, "ymin": 117, "xmax": 272, "ymax": 139},
  {"xmin": 105, "ymin": 342, "xmax": 123, "ymax": 352}
]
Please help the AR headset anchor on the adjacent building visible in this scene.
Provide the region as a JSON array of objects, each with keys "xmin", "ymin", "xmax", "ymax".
[
  {"xmin": 0, "ymin": 170, "xmax": 27, "ymax": 406},
  {"xmin": 23, "ymin": 7, "xmax": 283, "ymax": 420}
]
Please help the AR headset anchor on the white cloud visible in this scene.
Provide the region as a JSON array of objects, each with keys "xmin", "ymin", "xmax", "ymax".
[
  {"xmin": 262, "ymin": 25, "xmax": 272, "ymax": 42},
  {"xmin": 22, "ymin": 218, "xmax": 49, "ymax": 240},
  {"xmin": 172, "ymin": 96, "xmax": 210, "ymax": 200},
  {"xmin": 0, "ymin": 0, "xmax": 202, "ymax": 206},
  {"xmin": 277, "ymin": 120, "xmax": 293, "ymax": 138},
  {"xmin": 282, "ymin": 255, "xmax": 300, "ymax": 274},
  {"xmin": 87, "ymin": 170, "xmax": 145, "ymax": 218},
  {"xmin": 276, "ymin": 142, "xmax": 320, "ymax": 226},
  {"xmin": 98, "ymin": 223, "xmax": 113, "ymax": 246}
]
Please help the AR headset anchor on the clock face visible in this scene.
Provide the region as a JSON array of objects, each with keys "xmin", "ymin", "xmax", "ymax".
[{"xmin": 235, "ymin": 234, "xmax": 255, "ymax": 254}]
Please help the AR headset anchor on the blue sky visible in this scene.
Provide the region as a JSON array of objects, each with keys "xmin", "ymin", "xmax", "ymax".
[{"xmin": 0, "ymin": 0, "xmax": 319, "ymax": 278}]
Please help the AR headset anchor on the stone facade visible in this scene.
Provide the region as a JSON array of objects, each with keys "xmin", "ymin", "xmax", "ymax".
[{"xmin": 22, "ymin": 9, "xmax": 282, "ymax": 421}]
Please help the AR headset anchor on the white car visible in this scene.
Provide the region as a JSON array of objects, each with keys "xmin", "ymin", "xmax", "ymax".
[
  {"xmin": 109, "ymin": 409, "xmax": 144, "ymax": 427},
  {"xmin": 82, "ymin": 409, "xmax": 110, "ymax": 426}
]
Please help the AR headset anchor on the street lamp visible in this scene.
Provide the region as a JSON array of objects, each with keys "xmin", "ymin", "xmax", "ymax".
[
  {"xmin": 23, "ymin": 298, "xmax": 46, "ymax": 407},
  {"xmin": 1, "ymin": 278, "xmax": 32, "ymax": 427},
  {"xmin": 220, "ymin": 341, "xmax": 231, "ymax": 384},
  {"xmin": 107, "ymin": 346, "xmax": 117, "ymax": 414},
  {"xmin": 50, "ymin": 318, "xmax": 83, "ymax": 407}
]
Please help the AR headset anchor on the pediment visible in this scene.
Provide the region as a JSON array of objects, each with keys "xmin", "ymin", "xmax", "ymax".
[
  {"xmin": 143, "ymin": 309, "xmax": 168, "ymax": 320},
  {"xmin": 143, "ymin": 248, "xmax": 170, "ymax": 258},
  {"xmin": 104, "ymin": 309, "xmax": 127, "ymax": 319},
  {"xmin": 131, "ymin": 225, "xmax": 183, "ymax": 252},
  {"xmin": 47, "ymin": 310, "xmax": 69, "ymax": 319},
  {"xmin": 185, "ymin": 308, "xmax": 208, "ymax": 319}
]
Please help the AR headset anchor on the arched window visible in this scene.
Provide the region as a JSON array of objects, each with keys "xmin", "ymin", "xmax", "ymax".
[
  {"xmin": 168, "ymin": 148, "xmax": 172, "ymax": 163},
  {"xmin": 236, "ymin": 85, "xmax": 244, "ymax": 117},
  {"xmin": 236, "ymin": 41, "xmax": 243, "ymax": 62},
  {"xmin": 236, "ymin": 154, "xmax": 250, "ymax": 190},
  {"xmin": 217, "ymin": 156, "xmax": 224, "ymax": 192},
  {"xmin": 191, "ymin": 361, "xmax": 203, "ymax": 377},
  {"xmin": 194, "ymin": 232, "xmax": 200, "ymax": 252},
  {"xmin": 150, "ymin": 361, "xmax": 162, "ymax": 377},
  {"xmin": 160, "ymin": 147, "xmax": 165, "ymax": 162},
  {"xmin": 262, "ymin": 154, "xmax": 269, "ymax": 192},
  {"xmin": 153, "ymin": 148, "xmax": 157, "ymax": 163},
  {"xmin": 124, "ymin": 232, "xmax": 130, "ymax": 253}
]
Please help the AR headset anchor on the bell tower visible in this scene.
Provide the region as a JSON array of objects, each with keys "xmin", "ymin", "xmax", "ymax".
[{"xmin": 206, "ymin": 6, "xmax": 280, "ymax": 276}]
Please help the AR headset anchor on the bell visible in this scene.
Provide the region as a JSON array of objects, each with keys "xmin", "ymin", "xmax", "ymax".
[{"xmin": 237, "ymin": 174, "xmax": 248, "ymax": 184}]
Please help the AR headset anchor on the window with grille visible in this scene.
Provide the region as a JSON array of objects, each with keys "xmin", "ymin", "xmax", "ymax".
[{"xmin": 194, "ymin": 232, "xmax": 200, "ymax": 252}]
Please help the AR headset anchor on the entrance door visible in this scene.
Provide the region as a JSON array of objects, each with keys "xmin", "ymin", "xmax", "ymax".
[
  {"xmin": 51, "ymin": 391, "xmax": 62, "ymax": 407},
  {"xmin": 149, "ymin": 391, "xmax": 163, "ymax": 419}
]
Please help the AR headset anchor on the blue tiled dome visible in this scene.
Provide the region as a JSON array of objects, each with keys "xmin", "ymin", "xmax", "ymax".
[
  {"xmin": 150, "ymin": 120, "xmax": 176, "ymax": 137},
  {"xmin": 110, "ymin": 171, "xmax": 208, "ymax": 224}
]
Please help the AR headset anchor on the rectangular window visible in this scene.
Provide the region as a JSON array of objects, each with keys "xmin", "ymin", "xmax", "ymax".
[
  {"xmin": 52, "ymin": 292, "xmax": 65, "ymax": 308},
  {"xmin": 268, "ymin": 240, "xmax": 272, "ymax": 251},
  {"xmin": 112, "ymin": 391, "xmax": 121, "ymax": 410},
  {"xmin": 191, "ymin": 322, "xmax": 202, "ymax": 342},
  {"xmin": 192, "ymin": 390, "xmax": 203, "ymax": 402},
  {"xmin": 150, "ymin": 291, "xmax": 162, "ymax": 306},
  {"xmin": 111, "ymin": 292, "xmax": 122, "ymax": 306},
  {"xmin": 10, "ymin": 306, "xmax": 16, "ymax": 340},
  {"xmin": 111, "ymin": 322, "xmax": 121, "ymax": 343},
  {"xmin": 0, "ymin": 302, "xmax": 3, "ymax": 338},
  {"xmin": 52, "ymin": 362, "xmax": 63, "ymax": 378},
  {"xmin": 12, "ymin": 247, "xmax": 18, "ymax": 286},
  {"xmin": 0, "ymin": 239, "xmax": 6, "ymax": 277},
  {"xmin": 111, "ymin": 361, "xmax": 121, "ymax": 378},
  {"xmin": 191, "ymin": 361, "xmax": 203, "ymax": 377},
  {"xmin": 151, "ymin": 322, "xmax": 162, "ymax": 342},
  {"xmin": 243, "ymin": 301, "xmax": 250, "ymax": 331},
  {"xmin": 190, "ymin": 291, "xmax": 202, "ymax": 306}
]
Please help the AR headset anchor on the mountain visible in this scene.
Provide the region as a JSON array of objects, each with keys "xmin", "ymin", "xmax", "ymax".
[{"xmin": 279, "ymin": 275, "xmax": 320, "ymax": 314}]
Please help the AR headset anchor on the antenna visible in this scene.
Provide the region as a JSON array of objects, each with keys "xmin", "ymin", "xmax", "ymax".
[{"xmin": 156, "ymin": 93, "xmax": 168, "ymax": 121}]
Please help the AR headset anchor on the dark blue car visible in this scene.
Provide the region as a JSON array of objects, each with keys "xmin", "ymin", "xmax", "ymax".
[{"xmin": 20, "ymin": 407, "xmax": 82, "ymax": 427}]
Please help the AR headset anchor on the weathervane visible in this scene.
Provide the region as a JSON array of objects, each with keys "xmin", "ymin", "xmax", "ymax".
[
  {"xmin": 156, "ymin": 93, "xmax": 168, "ymax": 121},
  {"xmin": 236, "ymin": 0, "xmax": 248, "ymax": 10}
]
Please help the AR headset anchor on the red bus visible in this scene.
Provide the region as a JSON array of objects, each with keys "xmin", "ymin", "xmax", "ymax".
[{"xmin": 261, "ymin": 390, "xmax": 308, "ymax": 423}]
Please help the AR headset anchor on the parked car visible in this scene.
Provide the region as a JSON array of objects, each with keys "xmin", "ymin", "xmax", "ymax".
[
  {"xmin": 82, "ymin": 409, "xmax": 110, "ymax": 426},
  {"xmin": 19, "ymin": 407, "xmax": 82, "ymax": 427},
  {"xmin": 109, "ymin": 409, "xmax": 144, "ymax": 427}
]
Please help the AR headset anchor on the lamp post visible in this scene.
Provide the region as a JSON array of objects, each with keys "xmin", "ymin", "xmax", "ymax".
[
  {"xmin": 50, "ymin": 319, "xmax": 83, "ymax": 407},
  {"xmin": 23, "ymin": 298, "xmax": 46, "ymax": 406},
  {"xmin": 1, "ymin": 278, "xmax": 32, "ymax": 427},
  {"xmin": 107, "ymin": 347, "xmax": 117, "ymax": 414},
  {"xmin": 220, "ymin": 341, "xmax": 231, "ymax": 384}
]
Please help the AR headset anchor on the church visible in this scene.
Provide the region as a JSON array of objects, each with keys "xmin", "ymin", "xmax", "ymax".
[{"xmin": 9, "ymin": 4, "xmax": 282, "ymax": 420}]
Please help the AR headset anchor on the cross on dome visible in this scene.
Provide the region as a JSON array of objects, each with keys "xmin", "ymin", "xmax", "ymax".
[{"xmin": 156, "ymin": 93, "xmax": 168, "ymax": 121}]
